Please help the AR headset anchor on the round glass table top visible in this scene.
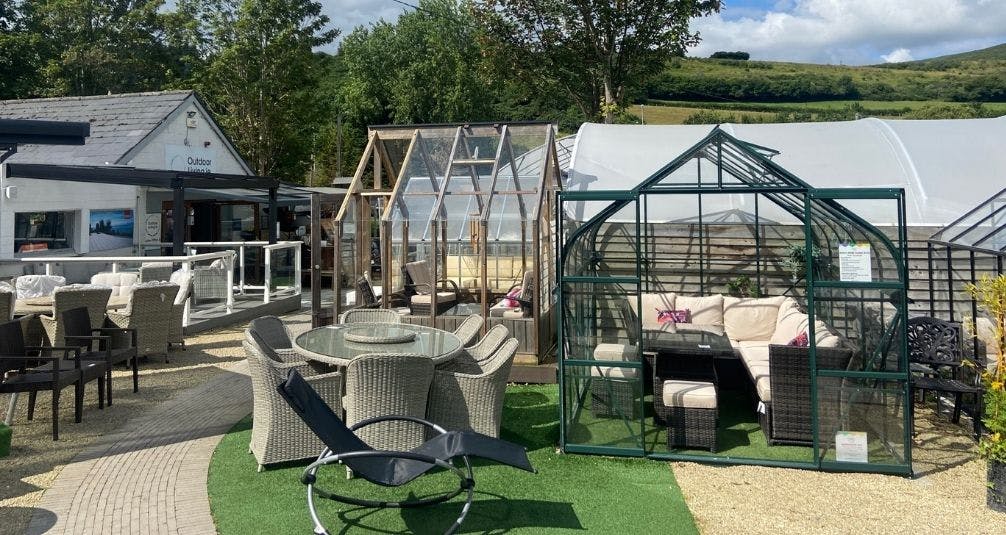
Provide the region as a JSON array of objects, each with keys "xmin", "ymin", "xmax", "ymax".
[{"xmin": 294, "ymin": 323, "xmax": 463, "ymax": 366}]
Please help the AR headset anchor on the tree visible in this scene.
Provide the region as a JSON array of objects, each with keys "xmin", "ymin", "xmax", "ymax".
[
  {"xmin": 473, "ymin": 0, "xmax": 722, "ymax": 122},
  {"xmin": 0, "ymin": 2, "xmax": 43, "ymax": 98},
  {"xmin": 710, "ymin": 51, "xmax": 749, "ymax": 60},
  {"xmin": 186, "ymin": 0, "xmax": 338, "ymax": 180}
]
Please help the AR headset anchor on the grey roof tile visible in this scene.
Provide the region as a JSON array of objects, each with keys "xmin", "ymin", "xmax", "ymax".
[{"xmin": 0, "ymin": 91, "xmax": 191, "ymax": 165}]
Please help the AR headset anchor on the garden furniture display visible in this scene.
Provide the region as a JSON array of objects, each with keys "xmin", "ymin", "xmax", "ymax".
[
  {"xmin": 907, "ymin": 316, "xmax": 982, "ymax": 439},
  {"xmin": 427, "ymin": 337, "xmax": 519, "ymax": 438},
  {"xmin": 39, "ymin": 284, "xmax": 112, "ymax": 347},
  {"xmin": 62, "ymin": 306, "xmax": 139, "ymax": 406}
]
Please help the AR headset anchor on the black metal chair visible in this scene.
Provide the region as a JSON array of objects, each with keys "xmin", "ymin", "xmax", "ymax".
[
  {"xmin": 62, "ymin": 307, "xmax": 139, "ymax": 407},
  {"xmin": 277, "ymin": 370, "xmax": 536, "ymax": 535},
  {"xmin": 907, "ymin": 316, "xmax": 982, "ymax": 439},
  {"xmin": 0, "ymin": 319, "xmax": 104, "ymax": 440}
]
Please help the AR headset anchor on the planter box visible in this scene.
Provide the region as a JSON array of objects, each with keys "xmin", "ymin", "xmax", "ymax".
[{"xmin": 0, "ymin": 423, "xmax": 10, "ymax": 458}]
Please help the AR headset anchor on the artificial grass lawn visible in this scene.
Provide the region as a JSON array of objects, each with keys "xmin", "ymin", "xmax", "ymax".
[{"xmin": 208, "ymin": 385, "xmax": 698, "ymax": 534}]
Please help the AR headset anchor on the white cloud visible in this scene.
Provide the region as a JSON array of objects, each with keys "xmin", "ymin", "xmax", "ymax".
[
  {"xmin": 881, "ymin": 48, "xmax": 914, "ymax": 63},
  {"xmin": 690, "ymin": 0, "xmax": 1006, "ymax": 64}
]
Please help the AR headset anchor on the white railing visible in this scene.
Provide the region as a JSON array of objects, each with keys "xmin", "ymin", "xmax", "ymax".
[{"xmin": 180, "ymin": 241, "xmax": 302, "ymax": 304}]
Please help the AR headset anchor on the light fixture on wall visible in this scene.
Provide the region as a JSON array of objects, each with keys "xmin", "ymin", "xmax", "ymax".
[{"xmin": 187, "ymin": 207, "xmax": 195, "ymax": 226}]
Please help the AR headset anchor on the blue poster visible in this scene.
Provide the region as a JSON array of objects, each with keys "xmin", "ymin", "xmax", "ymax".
[{"xmin": 89, "ymin": 209, "xmax": 135, "ymax": 251}]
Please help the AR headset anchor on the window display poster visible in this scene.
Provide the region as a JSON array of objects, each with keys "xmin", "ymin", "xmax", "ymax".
[
  {"xmin": 90, "ymin": 209, "xmax": 134, "ymax": 251},
  {"xmin": 838, "ymin": 241, "xmax": 872, "ymax": 282}
]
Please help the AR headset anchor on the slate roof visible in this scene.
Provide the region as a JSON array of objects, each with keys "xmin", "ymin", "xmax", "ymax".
[{"xmin": 0, "ymin": 91, "xmax": 192, "ymax": 165}]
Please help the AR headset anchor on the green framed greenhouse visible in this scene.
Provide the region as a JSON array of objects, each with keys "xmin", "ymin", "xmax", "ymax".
[{"xmin": 557, "ymin": 127, "xmax": 913, "ymax": 474}]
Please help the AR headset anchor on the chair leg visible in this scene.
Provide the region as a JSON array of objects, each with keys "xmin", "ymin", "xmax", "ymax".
[
  {"xmin": 97, "ymin": 377, "xmax": 105, "ymax": 410},
  {"xmin": 951, "ymin": 392, "xmax": 964, "ymax": 423},
  {"xmin": 75, "ymin": 381, "xmax": 83, "ymax": 423},
  {"xmin": 51, "ymin": 388, "xmax": 60, "ymax": 441},
  {"xmin": 106, "ymin": 368, "xmax": 114, "ymax": 406},
  {"xmin": 132, "ymin": 356, "xmax": 139, "ymax": 393},
  {"xmin": 27, "ymin": 389, "xmax": 37, "ymax": 421},
  {"xmin": 974, "ymin": 393, "xmax": 983, "ymax": 440}
]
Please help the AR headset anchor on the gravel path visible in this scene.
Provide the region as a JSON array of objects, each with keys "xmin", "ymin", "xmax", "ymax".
[{"xmin": 673, "ymin": 410, "xmax": 1006, "ymax": 534}]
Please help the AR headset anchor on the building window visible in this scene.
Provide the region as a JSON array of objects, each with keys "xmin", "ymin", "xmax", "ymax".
[{"xmin": 14, "ymin": 211, "xmax": 74, "ymax": 253}]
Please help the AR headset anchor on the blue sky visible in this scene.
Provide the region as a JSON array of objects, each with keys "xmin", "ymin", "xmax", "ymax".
[{"xmin": 314, "ymin": 0, "xmax": 1006, "ymax": 65}]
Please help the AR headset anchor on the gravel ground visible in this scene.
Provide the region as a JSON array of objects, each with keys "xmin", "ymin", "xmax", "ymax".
[
  {"xmin": 0, "ymin": 324, "xmax": 249, "ymax": 535},
  {"xmin": 674, "ymin": 410, "xmax": 1006, "ymax": 534}
]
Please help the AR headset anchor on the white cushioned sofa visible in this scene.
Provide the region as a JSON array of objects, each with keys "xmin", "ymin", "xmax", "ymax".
[{"xmin": 605, "ymin": 292, "xmax": 854, "ymax": 445}]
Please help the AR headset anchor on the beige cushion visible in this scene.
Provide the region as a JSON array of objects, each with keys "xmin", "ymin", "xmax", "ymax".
[
  {"xmin": 590, "ymin": 365, "xmax": 639, "ymax": 379},
  {"xmin": 593, "ymin": 343, "xmax": 636, "ymax": 362},
  {"xmin": 815, "ymin": 322, "xmax": 841, "ymax": 348},
  {"xmin": 410, "ymin": 292, "xmax": 457, "ymax": 304},
  {"xmin": 629, "ymin": 292, "xmax": 677, "ymax": 330},
  {"xmin": 738, "ymin": 345, "xmax": 771, "ymax": 402},
  {"xmin": 675, "ymin": 294, "xmax": 724, "ymax": 326},
  {"xmin": 90, "ymin": 272, "xmax": 139, "ymax": 297},
  {"xmin": 662, "ymin": 380, "xmax": 717, "ymax": 409},
  {"xmin": 771, "ymin": 306, "xmax": 810, "ymax": 344},
  {"xmin": 724, "ymin": 295, "xmax": 787, "ymax": 341}
]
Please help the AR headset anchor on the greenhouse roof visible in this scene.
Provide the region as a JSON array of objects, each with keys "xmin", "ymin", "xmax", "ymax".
[
  {"xmin": 566, "ymin": 117, "xmax": 1006, "ymax": 226},
  {"xmin": 929, "ymin": 186, "xmax": 1006, "ymax": 254}
]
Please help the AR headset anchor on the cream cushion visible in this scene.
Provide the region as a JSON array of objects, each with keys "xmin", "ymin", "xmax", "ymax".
[
  {"xmin": 90, "ymin": 272, "xmax": 139, "ymax": 297},
  {"xmin": 662, "ymin": 380, "xmax": 717, "ymax": 409},
  {"xmin": 628, "ymin": 292, "xmax": 677, "ymax": 330},
  {"xmin": 738, "ymin": 345, "xmax": 771, "ymax": 402},
  {"xmin": 410, "ymin": 292, "xmax": 457, "ymax": 304},
  {"xmin": 724, "ymin": 295, "xmax": 787, "ymax": 342},
  {"xmin": 15, "ymin": 275, "xmax": 67, "ymax": 299},
  {"xmin": 593, "ymin": 343, "xmax": 636, "ymax": 362},
  {"xmin": 771, "ymin": 305, "xmax": 810, "ymax": 344},
  {"xmin": 590, "ymin": 365, "xmax": 639, "ymax": 380},
  {"xmin": 675, "ymin": 294, "xmax": 724, "ymax": 326}
]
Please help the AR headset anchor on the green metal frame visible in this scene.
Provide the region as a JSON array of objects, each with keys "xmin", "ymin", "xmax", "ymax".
[{"xmin": 557, "ymin": 128, "xmax": 911, "ymax": 475}]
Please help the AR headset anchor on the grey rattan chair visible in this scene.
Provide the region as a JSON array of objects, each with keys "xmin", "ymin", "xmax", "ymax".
[
  {"xmin": 453, "ymin": 314, "xmax": 483, "ymax": 348},
  {"xmin": 0, "ymin": 284, "xmax": 14, "ymax": 321},
  {"xmin": 440, "ymin": 324, "xmax": 509, "ymax": 372},
  {"xmin": 339, "ymin": 308, "xmax": 401, "ymax": 324},
  {"xmin": 167, "ymin": 271, "xmax": 193, "ymax": 349},
  {"xmin": 248, "ymin": 316, "xmax": 300, "ymax": 362},
  {"xmin": 344, "ymin": 353, "xmax": 434, "ymax": 451},
  {"xmin": 40, "ymin": 285, "xmax": 112, "ymax": 347},
  {"xmin": 427, "ymin": 337, "xmax": 518, "ymax": 438},
  {"xmin": 139, "ymin": 262, "xmax": 173, "ymax": 283},
  {"xmin": 107, "ymin": 282, "xmax": 178, "ymax": 362},
  {"xmin": 244, "ymin": 330, "xmax": 343, "ymax": 470}
]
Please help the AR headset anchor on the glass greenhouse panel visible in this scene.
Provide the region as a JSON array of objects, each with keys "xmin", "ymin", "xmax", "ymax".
[{"xmin": 817, "ymin": 380, "xmax": 908, "ymax": 471}]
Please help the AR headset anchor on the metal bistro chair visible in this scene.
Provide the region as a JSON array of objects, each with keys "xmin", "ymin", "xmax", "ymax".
[
  {"xmin": 0, "ymin": 319, "xmax": 106, "ymax": 440},
  {"xmin": 277, "ymin": 370, "xmax": 535, "ymax": 535},
  {"xmin": 907, "ymin": 316, "xmax": 983, "ymax": 439},
  {"xmin": 62, "ymin": 307, "xmax": 139, "ymax": 406}
]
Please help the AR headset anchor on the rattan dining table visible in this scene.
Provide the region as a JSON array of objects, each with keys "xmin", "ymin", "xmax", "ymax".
[{"xmin": 294, "ymin": 323, "xmax": 463, "ymax": 368}]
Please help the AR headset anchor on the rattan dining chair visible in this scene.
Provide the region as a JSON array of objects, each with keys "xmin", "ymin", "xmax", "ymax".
[
  {"xmin": 427, "ymin": 337, "xmax": 519, "ymax": 438},
  {"xmin": 339, "ymin": 308, "xmax": 401, "ymax": 324},
  {"xmin": 439, "ymin": 323, "xmax": 509, "ymax": 372},
  {"xmin": 139, "ymin": 262, "xmax": 173, "ymax": 283},
  {"xmin": 40, "ymin": 285, "xmax": 112, "ymax": 348},
  {"xmin": 106, "ymin": 282, "xmax": 178, "ymax": 362},
  {"xmin": 452, "ymin": 314, "xmax": 483, "ymax": 348},
  {"xmin": 344, "ymin": 353, "xmax": 435, "ymax": 451},
  {"xmin": 62, "ymin": 307, "xmax": 139, "ymax": 407},
  {"xmin": 245, "ymin": 329, "xmax": 343, "ymax": 471},
  {"xmin": 0, "ymin": 283, "xmax": 14, "ymax": 321}
]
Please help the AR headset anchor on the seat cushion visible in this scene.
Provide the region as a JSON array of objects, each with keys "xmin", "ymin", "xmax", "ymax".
[
  {"xmin": 593, "ymin": 343, "xmax": 636, "ymax": 362},
  {"xmin": 15, "ymin": 275, "xmax": 67, "ymax": 299},
  {"xmin": 662, "ymin": 380, "xmax": 717, "ymax": 409},
  {"xmin": 770, "ymin": 305, "xmax": 810, "ymax": 344},
  {"xmin": 410, "ymin": 292, "xmax": 457, "ymax": 304},
  {"xmin": 675, "ymin": 294, "xmax": 724, "ymax": 326},
  {"xmin": 590, "ymin": 365, "xmax": 639, "ymax": 380},
  {"xmin": 738, "ymin": 345, "xmax": 771, "ymax": 402},
  {"xmin": 724, "ymin": 295, "xmax": 787, "ymax": 342}
]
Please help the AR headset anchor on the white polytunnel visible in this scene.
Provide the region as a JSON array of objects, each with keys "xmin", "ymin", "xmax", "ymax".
[{"xmin": 564, "ymin": 117, "xmax": 1006, "ymax": 226}]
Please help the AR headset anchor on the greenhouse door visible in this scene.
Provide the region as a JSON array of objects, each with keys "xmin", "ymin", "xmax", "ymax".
[
  {"xmin": 558, "ymin": 190, "xmax": 647, "ymax": 457},
  {"xmin": 805, "ymin": 189, "xmax": 912, "ymax": 475}
]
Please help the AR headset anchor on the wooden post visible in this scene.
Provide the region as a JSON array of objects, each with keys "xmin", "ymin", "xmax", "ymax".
[
  {"xmin": 310, "ymin": 193, "xmax": 322, "ymax": 327},
  {"xmin": 172, "ymin": 179, "xmax": 185, "ymax": 256}
]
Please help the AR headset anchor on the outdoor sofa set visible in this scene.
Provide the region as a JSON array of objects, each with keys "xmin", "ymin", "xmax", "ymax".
[{"xmin": 592, "ymin": 293, "xmax": 853, "ymax": 451}]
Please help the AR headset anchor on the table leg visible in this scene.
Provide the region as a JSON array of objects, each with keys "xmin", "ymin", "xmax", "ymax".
[{"xmin": 4, "ymin": 392, "xmax": 17, "ymax": 426}]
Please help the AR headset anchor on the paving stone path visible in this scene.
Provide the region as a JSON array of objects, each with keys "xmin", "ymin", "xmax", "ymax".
[{"xmin": 26, "ymin": 361, "xmax": 252, "ymax": 535}]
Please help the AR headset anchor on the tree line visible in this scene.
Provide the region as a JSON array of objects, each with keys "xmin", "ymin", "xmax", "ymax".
[{"xmin": 0, "ymin": 0, "xmax": 722, "ymax": 183}]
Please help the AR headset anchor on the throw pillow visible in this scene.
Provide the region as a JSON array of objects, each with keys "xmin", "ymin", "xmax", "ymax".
[
  {"xmin": 656, "ymin": 308, "xmax": 690, "ymax": 324},
  {"xmin": 788, "ymin": 331, "xmax": 809, "ymax": 347},
  {"xmin": 503, "ymin": 286, "xmax": 522, "ymax": 308}
]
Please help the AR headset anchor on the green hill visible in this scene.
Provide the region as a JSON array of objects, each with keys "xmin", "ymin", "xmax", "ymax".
[{"xmin": 876, "ymin": 43, "xmax": 1006, "ymax": 70}]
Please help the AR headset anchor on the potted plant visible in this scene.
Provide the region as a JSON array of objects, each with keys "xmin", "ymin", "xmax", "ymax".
[{"xmin": 964, "ymin": 273, "xmax": 1006, "ymax": 512}]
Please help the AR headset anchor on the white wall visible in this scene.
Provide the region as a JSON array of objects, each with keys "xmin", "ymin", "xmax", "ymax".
[{"xmin": 125, "ymin": 96, "xmax": 249, "ymax": 175}]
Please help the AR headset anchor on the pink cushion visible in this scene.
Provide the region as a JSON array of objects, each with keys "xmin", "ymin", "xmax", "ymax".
[
  {"xmin": 656, "ymin": 308, "xmax": 690, "ymax": 325},
  {"xmin": 788, "ymin": 331, "xmax": 809, "ymax": 347}
]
